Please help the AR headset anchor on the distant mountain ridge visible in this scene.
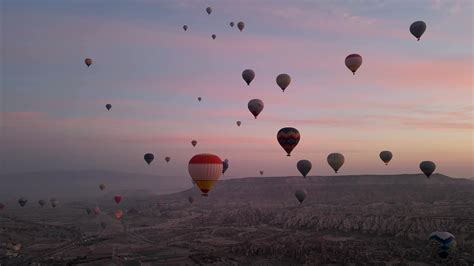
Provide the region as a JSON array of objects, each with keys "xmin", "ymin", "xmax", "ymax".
[
  {"xmin": 225, "ymin": 173, "xmax": 473, "ymax": 185},
  {"xmin": 1, "ymin": 171, "xmax": 472, "ymax": 201},
  {"xmin": 164, "ymin": 173, "xmax": 474, "ymax": 205},
  {"xmin": 0, "ymin": 170, "xmax": 192, "ymax": 199}
]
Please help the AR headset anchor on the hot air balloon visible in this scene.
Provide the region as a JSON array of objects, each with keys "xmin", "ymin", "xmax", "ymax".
[
  {"xmin": 183, "ymin": 25, "xmax": 188, "ymax": 31},
  {"xmin": 206, "ymin": 7, "xmax": 212, "ymax": 15},
  {"xmin": 410, "ymin": 21, "xmax": 426, "ymax": 41},
  {"xmin": 236, "ymin": 121, "xmax": 241, "ymax": 127},
  {"xmin": 260, "ymin": 170, "xmax": 264, "ymax": 176},
  {"xmin": 277, "ymin": 127, "xmax": 300, "ymax": 156},
  {"xmin": 114, "ymin": 195, "xmax": 122, "ymax": 204},
  {"xmin": 420, "ymin": 161, "xmax": 436, "ymax": 178},
  {"xmin": 114, "ymin": 209, "xmax": 123, "ymax": 219},
  {"xmin": 38, "ymin": 199, "xmax": 46, "ymax": 208},
  {"xmin": 212, "ymin": 34, "xmax": 216, "ymax": 40},
  {"xmin": 93, "ymin": 206, "xmax": 101, "ymax": 215},
  {"xmin": 86, "ymin": 208, "xmax": 92, "ymax": 215},
  {"xmin": 198, "ymin": 97, "xmax": 202, "ymax": 102},
  {"xmin": 191, "ymin": 140, "xmax": 197, "ymax": 147},
  {"xmin": 345, "ymin": 54, "xmax": 362, "ymax": 75},
  {"xmin": 18, "ymin": 198, "xmax": 27, "ymax": 207},
  {"xmin": 379, "ymin": 151, "xmax": 393, "ymax": 165},
  {"xmin": 188, "ymin": 196, "xmax": 194, "ymax": 204},
  {"xmin": 144, "ymin": 153, "xmax": 154, "ymax": 165},
  {"xmin": 242, "ymin": 69, "xmax": 255, "ymax": 85},
  {"xmin": 297, "ymin": 160, "xmax": 312, "ymax": 178},
  {"xmin": 99, "ymin": 184, "xmax": 106, "ymax": 191},
  {"xmin": 248, "ymin": 99, "xmax": 264, "ymax": 119},
  {"xmin": 327, "ymin": 153, "xmax": 345, "ymax": 173},
  {"xmin": 237, "ymin": 21, "xmax": 245, "ymax": 31},
  {"xmin": 50, "ymin": 198, "xmax": 59, "ymax": 208},
  {"xmin": 294, "ymin": 189, "xmax": 307, "ymax": 204},
  {"xmin": 0, "ymin": 203, "xmax": 5, "ymax": 210},
  {"xmin": 429, "ymin": 232, "xmax": 456, "ymax": 258},
  {"xmin": 84, "ymin": 58, "xmax": 93, "ymax": 67},
  {"xmin": 222, "ymin": 159, "xmax": 229, "ymax": 174},
  {"xmin": 230, "ymin": 22, "xmax": 235, "ymax": 27},
  {"xmin": 188, "ymin": 153, "xmax": 223, "ymax": 196},
  {"xmin": 276, "ymin": 74, "xmax": 291, "ymax": 92},
  {"xmin": 165, "ymin": 156, "xmax": 171, "ymax": 163},
  {"xmin": 101, "ymin": 222, "xmax": 107, "ymax": 229},
  {"xmin": 106, "ymin": 104, "xmax": 112, "ymax": 111}
]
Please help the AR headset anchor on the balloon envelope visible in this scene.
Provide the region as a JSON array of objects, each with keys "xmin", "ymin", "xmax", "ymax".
[
  {"xmin": 410, "ymin": 21, "xmax": 426, "ymax": 41},
  {"xmin": 260, "ymin": 170, "xmax": 264, "ymax": 176},
  {"xmin": 106, "ymin": 104, "xmax": 112, "ymax": 111},
  {"xmin": 188, "ymin": 196, "xmax": 194, "ymax": 204},
  {"xmin": 101, "ymin": 222, "xmax": 107, "ymax": 229},
  {"xmin": 429, "ymin": 231, "xmax": 456, "ymax": 258},
  {"xmin": 183, "ymin": 25, "xmax": 188, "ymax": 31},
  {"xmin": 327, "ymin": 153, "xmax": 345, "ymax": 173},
  {"xmin": 277, "ymin": 127, "xmax": 300, "ymax": 156},
  {"xmin": 50, "ymin": 199, "xmax": 59, "ymax": 208},
  {"xmin": 242, "ymin": 69, "xmax": 255, "ymax": 85},
  {"xmin": 86, "ymin": 208, "xmax": 92, "ymax": 215},
  {"xmin": 206, "ymin": 7, "xmax": 212, "ymax": 15},
  {"xmin": 84, "ymin": 58, "xmax": 93, "ymax": 67},
  {"xmin": 188, "ymin": 153, "xmax": 223, "ymax": 195},
  {"xmin": 38, "ymin": 199, "xmax": 46, "ymax": 207},
  {"xmin": 93, "ymin": 206, "xmax": 101, "ymax": 215},
  {"xmin": 198, "ymin": 97, "xmax": 202, "ymax": 102},
  {"xmin": 379, "ymin": 151, "xmax": 393, "ymax": 165},
  {"xmin": 114, "ymin": 195, "xmax": 122, "ymax": 204},
  {"xmin": 99, "ymin": 184, "xmax": 106, "ymax": 191},
  {"xmin": 420, "ymin": 161, "xmax": 436, "ymax": 178},
  {"xmin": 230, "ymin": 22, "xmax": 235, "ymax": 27},
  {"xmin": 297, "ymin": 160, "xmax": 312, "ymax": 177},
  {"xmin": 191, "ymin": 140, "xmax": 197, "ymax": 147},
  {"xmin": 165, "ymin": 156, "xmax": 171, "ymax": 163},
  {"xmin": 236, "ymin": 121, "xmax": 241, "ymax": 127},
  {"xmin": 294, "ymin": 190, "xmax": 307, "ymax": 203},
  {"xmin": 114, "ymin": 209, "xmax": 124, "ymax": 219},
  {"xmin": 345, "ymin": 54, "xmax": 362, "ymax": 75},
  {"xmin": 212, "ymin": 34, "xmax": 216, "ymax": 40},
  {"xmin": 276, "ymin": 74, "xmax": 291, "ymax": 92},
  {"xmin": 248, "ymin": 99, "xmax": 264, "ymax": 119},
  {"xmin": 222, "ymin": 159, "xmax": 229, "ymax": 174},
  {"xmin": 144, "ymin": 153, "xmax": 154, "ymax": 165},
  {"xmin": 18, "ymin": 198, "xmax": 27, "ymax": 207},
  {"xmin": 237, "ymin": 21, "xmax": 245, "ymax": 31}
]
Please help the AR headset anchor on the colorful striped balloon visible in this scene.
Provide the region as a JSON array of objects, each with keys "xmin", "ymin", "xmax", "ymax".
[
  {"xmin": 277, "ymin": 127, "xmax": 300, "ymax": 156},
  {"xmin": 188, "ymin": 153, "xmax": 223, "ymax": 196}
]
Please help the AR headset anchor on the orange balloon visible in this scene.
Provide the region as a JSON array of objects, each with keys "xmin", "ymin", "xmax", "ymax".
[{"xmin": 114, "ymin": 209, "xmax": 123, "ymax": 219}]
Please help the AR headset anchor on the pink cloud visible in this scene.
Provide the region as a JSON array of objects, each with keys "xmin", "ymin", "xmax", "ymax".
[{"xmin": 363, "ymin": 55, "xmax": 473, "ymax": 91}]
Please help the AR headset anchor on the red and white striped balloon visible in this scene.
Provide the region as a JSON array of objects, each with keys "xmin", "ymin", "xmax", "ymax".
[{"xmin": 188, "ymin": 153, "xmax": 223, "ymax": 196}]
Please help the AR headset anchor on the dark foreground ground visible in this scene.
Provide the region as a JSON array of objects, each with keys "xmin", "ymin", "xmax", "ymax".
[{"xmin": 1, "ymin": 173, "xmax": 473, "ymax": 265}]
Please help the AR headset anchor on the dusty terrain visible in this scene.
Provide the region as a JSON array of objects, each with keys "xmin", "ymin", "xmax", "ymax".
[{"xmin": 1, "ymin": 173, "xmax": 473, "ymax": 265}]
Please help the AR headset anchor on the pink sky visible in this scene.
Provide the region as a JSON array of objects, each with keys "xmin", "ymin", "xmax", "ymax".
[{"xmin": 2, "ymin": 0, "xmax": 473, "ymax": 179}]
